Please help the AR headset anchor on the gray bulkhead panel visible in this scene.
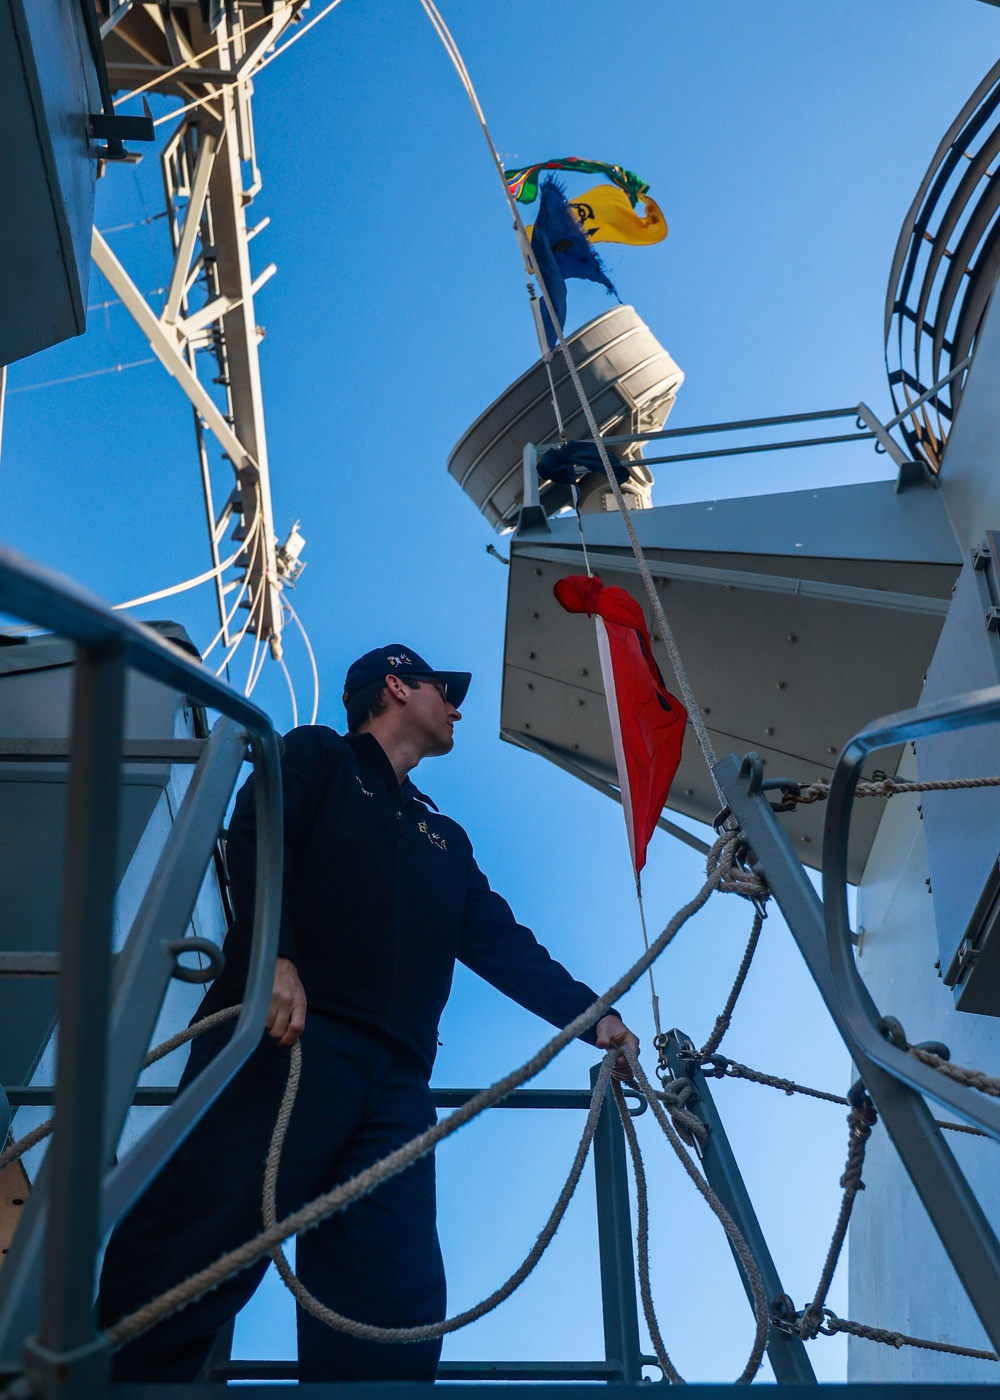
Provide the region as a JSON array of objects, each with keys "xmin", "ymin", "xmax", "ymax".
[
  {"xmin": 851, "ymin": 742, "xmax": 1000, "ymax": 1383},
  {"xmin": 848, "ymin": 275, "xmax": 1000, "ymax": 1379},
  {"xmin": 0, "ymin": 628, "xmax": 218, "ymax": 1089},
  {"xmin": 503, "ymin": 478, "xmax": 960, "ymax": 878}
]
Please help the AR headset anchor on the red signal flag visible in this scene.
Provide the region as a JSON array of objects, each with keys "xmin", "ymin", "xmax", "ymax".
[{"xmin": 554, "ymin": 574, "xmax": 687, "ymax": 878}]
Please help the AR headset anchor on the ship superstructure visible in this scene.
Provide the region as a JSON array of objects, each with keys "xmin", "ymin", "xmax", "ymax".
[{"xmin": 3, "ymin": 3, "xmax": 1000, "ymax": 1398}]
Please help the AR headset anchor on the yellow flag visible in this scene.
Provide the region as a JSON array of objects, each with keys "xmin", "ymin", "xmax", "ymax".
[{"xmin": 567, "ymin": 184, "xmax": 667, "ymax": 246}]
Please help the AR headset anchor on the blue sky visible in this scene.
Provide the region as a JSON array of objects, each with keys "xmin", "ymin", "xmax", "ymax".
[{"xmin": 3, "ymin": 0, "xmax": 999, "ymax": 1382}]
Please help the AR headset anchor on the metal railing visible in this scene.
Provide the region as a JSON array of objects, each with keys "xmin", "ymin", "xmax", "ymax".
[
  {"xmin": 885, "ymin": 58, "xmax": 1000, "ymax": 472},
  {"xmin": 534, "ymin": 399, "xmax": 935, "ymax": 504},
  {"xmin": 0, "ymin": 542, "xmax": 284, "ymax": 1399},
  {"xmin": 0, "ymin": 1080, "xmax": 655, "ymax": 1386}
]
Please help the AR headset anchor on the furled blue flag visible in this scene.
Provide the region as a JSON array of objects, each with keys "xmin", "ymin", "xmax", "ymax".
[
  {"xmin": 538, "ymin": 440, "xmax": 630, "ymax": 487},
  {"xmin": 530, "ymin": 178, "xmax": 617, "ymax": 349}
]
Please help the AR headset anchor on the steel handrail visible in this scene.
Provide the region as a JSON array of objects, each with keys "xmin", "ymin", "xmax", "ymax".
[
  {"xmin": 823, "ymin": 682, "xmax": 1000, "ymax": 1139},
  {"xmin": 885, "ymin": 59, "xmax": 1000, "ymax": 472},
  {"xmin": 0, "ymin": 539, "xmax": 283, "ymax": 1221}
]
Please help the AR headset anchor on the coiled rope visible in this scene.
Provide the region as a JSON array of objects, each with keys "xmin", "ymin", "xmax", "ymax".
[{"xmin": 261, "ymin": 1049, "xmax": 617, "ymax": 1343}]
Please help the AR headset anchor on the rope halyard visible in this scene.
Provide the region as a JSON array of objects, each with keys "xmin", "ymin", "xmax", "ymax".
[{"xmin": 416, "ymin": 0, "xmax": 723, "ymax": 804}]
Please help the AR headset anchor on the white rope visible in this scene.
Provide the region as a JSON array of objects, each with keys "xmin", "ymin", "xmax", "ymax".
[
  {"xmin": 571, "ymin": 485, "xmax": 594, "ymax": 579},
  {"xmin": 417, "ymin": 0, "xmax": 722, "ymax": 804}
]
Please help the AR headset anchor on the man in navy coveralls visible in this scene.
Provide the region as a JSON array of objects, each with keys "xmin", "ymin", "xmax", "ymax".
[{"xmin": 99, "ymin": 646, "xmax": 640, "ymax": 1382}]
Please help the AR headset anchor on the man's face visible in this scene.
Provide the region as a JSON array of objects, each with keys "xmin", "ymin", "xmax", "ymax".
[{"xmin": 397, "ymin": 675, "xmax": 462, "ymax": 757}]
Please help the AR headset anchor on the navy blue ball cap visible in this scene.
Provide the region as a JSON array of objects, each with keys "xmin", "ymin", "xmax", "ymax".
[{"xmin": 343, "ymin": 645, "xmax": 472, "ymax": 709}]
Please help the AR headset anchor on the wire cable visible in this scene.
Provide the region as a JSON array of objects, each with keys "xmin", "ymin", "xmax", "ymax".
[
  {"xmin": 202, "ymin": 517, "xmax": 263, "ymax": 660},
  {"xmin": 112, "ymin": 542, "xmax": 248, "ymax": 611},
  {"xmin": 246, "ymin": 613, "xmax": 272, "ymax": 696},
  {"xmin": 241, "ymin": 582, "xmax": 269, "ymax": 696},
  {"xmin": 112, "ymin": 8, "xmax": 286, "ymax": 107},
  {"xmin": 6, "ymin": 359, "xmax": 156, "ymax": 395},
  {"xmin": 152, "ymin": 0, "xmax": 346, "ymax": 128},
  {"xmin": 278, "ymin": 653, "xmax": 299, "ymax": 728},
  {"xmin": 284, "ymin": 599, "xmax": 319, "ymax": 724},
  {"xmin": 0, "ymin": 535, "xmax": 253, "ymax": 640},
  {"xmin": 214, "ymin": 585, "xmax": 261, "ymax": 676}
]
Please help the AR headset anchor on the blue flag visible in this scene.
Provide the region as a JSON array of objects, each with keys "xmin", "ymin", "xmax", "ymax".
[{"xmin": 530, "ymin": 178, "xmax": 617, "ymax": 349}]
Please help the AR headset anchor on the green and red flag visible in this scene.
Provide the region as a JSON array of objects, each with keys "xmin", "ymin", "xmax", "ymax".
[{"xmin": 505, "ymin": 157, "xmax": 649, "ymax": 208}]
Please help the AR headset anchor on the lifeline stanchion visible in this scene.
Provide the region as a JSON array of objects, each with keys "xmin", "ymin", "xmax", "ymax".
[{"xmin": 623, "ymin": 1045, "xmax": 769, "ymax": 1384}]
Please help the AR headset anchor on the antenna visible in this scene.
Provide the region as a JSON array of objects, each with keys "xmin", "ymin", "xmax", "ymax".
[{"xmin": 94, "ymin": 1, "xmax": 308, "ymax": 660}]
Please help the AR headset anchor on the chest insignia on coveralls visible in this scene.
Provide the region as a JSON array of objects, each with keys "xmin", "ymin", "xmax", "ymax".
[{"xmin": 417, "ymin": 819, "xmax": 447, "ymax": 851}]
